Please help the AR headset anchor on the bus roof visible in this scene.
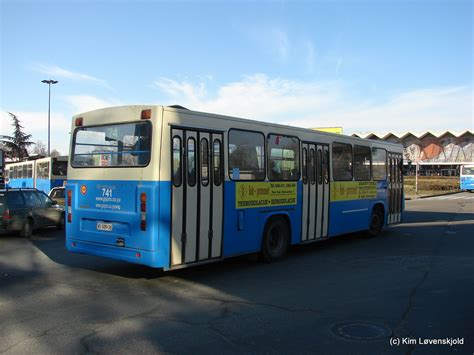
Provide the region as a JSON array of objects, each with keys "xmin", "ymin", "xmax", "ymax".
[{"xmin": 73, "ymin": 104, "xmax": 404, "ymax": 150}]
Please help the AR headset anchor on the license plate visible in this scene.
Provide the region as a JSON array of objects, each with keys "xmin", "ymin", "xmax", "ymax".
[{"xmin": 97, "ymin": 222, "xmax": 113, "ymax": 232}]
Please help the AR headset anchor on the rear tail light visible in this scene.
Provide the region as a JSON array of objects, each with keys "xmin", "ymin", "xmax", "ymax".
[
  {"xmin": 75, "ymin": 117, "xmax": 83, "ymax": 126},
  {"xmin": 140, "ymin": 192, "xmax": 146, "ymax": 230},
  {"xmin": 141, "ymin": 109, "xmax": 151, "ymax": 120},
  {"xmin": 67, "ymin": 190, "xmax": 72, "ymax": 223},
  {"xmin": 3, "ymin": 209, "xmax": 11, "ymax": 220}
]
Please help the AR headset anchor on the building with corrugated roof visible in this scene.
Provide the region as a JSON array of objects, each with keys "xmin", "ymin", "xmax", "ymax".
[{"xmin": 351, "ymin": 130, "xmax": 473, "ymax": 176}]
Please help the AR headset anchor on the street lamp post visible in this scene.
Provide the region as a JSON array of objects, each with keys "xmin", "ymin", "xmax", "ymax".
[{"xmin": 41, "ymin": 79, "xmax": 58, "ymax": 157}]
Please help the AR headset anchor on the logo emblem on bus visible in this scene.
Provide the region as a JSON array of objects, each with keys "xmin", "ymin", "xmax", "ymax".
[
  {"xmin": 81, "ymin": 185, "xmax": 87, "ymax": 194},
  {"xmin": 238, "ymin": 184, "xmax": 248, "ymax": 199}
]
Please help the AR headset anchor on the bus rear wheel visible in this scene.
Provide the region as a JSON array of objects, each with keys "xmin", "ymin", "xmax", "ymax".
[
  {"xmin": 261, "ymin": 217, "xmax": 289, "ymax": 262},
  {"xmin": 367, "ymin": 206, "xmax": 384, "ymax": 237}
]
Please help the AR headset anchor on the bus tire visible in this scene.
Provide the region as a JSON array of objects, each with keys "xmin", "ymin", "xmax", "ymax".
[
  {"xmin": 367, "ymin": 206, "xmax": 384, "ymax": 237},
  {"xmin": 261, "ymin": 217, "xmax": 289, "ymax": 262},
  {"xmin": 21, "ymin": 218, "xmax": 33, "ymax": 239}
]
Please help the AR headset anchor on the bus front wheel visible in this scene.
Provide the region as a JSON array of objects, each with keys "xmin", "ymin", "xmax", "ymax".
[
  {"xmin": 367, "ymin": 206, "xmax": 384, "ymax": 237},
  {"xmin": 261, "ymin": 217, "xmax": 289, "ymax": 262}
]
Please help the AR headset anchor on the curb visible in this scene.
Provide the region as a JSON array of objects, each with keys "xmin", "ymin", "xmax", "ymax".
[{"xmin": 405, "ymin": 190, "xmax": 461, "ymax": 201}]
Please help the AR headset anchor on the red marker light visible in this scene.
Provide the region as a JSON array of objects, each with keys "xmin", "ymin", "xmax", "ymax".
[{"xmin": 141, "ymin": 109, "xmax": 152, "ymax": 120}]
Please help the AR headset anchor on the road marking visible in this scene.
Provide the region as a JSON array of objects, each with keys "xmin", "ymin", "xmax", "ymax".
[
  {"xmin": 414, "ymin": 195, "xmax": 473, "ymax": 201},
  {"xmin": 395, "ymin": 220, "xmax": 474, "ymax": 228}
]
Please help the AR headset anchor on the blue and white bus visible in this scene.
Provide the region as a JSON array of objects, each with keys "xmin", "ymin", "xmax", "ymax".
[
  {"xmin": 460, "ymin": 164, "xmax": 474, "ymax": 192},
  {"xmin": 0, "ymin": 149, "xmax": 5, "ymax": 189},
  {"xmin": 66, "ymin": 105, "xmax": 404, "ymax": 270},
  {"xmin": 5, "ymin": 156, "xmax": 68, "ymax": 194},
  {"xmin": 5, "ymin": 160, "xmax": 35, "ymax": 189},
  {"xmin": 34, "ymin": 156, "xmax": 68, "ymax": 194}
]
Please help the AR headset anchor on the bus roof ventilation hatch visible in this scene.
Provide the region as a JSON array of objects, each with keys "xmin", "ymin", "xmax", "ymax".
[{"xmin": 168, "ymin": 105, "xmax": 189, "ymax": 110}]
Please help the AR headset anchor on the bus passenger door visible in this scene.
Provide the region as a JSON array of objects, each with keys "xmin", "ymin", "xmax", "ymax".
[
  {"xmin": 171, "ymin": 128, "xmax": 224, "ymax": 267},
  {"xmin": 301, "ymin": 142, "xmax": 329, "ymax": 241},
  {"xmin": 387, "ymin": 152, "xmax": 402, "ymax": 224},
  {"xmin": 322, "ymin": 145, "xmax": 329, "ymax": 237}
]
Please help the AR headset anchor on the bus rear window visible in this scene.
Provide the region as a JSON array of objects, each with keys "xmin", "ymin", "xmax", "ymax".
[
  {"xmin": 52, "ymin": 160, "xmax": 68, "ymax": 176},
  {"xmin": 72, "ymin": 122, "xmax": 151, "ymax": 167},
  {"xmin": 461, "ymin": 166, "xmax": 474, "ymax": 175}
]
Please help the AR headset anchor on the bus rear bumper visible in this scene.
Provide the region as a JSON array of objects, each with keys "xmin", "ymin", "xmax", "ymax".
[{"xmin": 66, "ymin": 238, "xmax": 167, "ymax": 269}]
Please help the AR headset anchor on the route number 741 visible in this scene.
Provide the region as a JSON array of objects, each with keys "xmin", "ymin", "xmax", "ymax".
[{"xmin": 102, "ymin": 188, "xmax": 113, "ymax": 197}]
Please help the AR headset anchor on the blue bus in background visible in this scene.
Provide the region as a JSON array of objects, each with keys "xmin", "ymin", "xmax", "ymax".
[
  {"xmin": 460, "ymin": 165, "xmax": 474, "ymax": 192},
  {"xmin": 5, "ymin": 160, "xmax": 35, "ymax": 189},
  {"xmin": 5, "ymin": 156, "xmax": 67, "ymax": 194},
  {"xmin": 66, "ymin": 105, "xmax": 404, "ymax": 271},
  {"xmin": 35, "ymin": 156, "xmax": 68, "ymax": 194}
]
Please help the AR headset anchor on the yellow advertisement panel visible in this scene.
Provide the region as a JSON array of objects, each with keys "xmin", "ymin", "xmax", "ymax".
[
  {"xmin": 311, "ymin": 127, "xmax": 343, "ymax": 134},
  {"xmin": 236, "ymin": 182, "xmax": 297, "ymax": 209},
  {"xmin": 330, "ymin": 181, "xmax": 377, "ymax": 201}
]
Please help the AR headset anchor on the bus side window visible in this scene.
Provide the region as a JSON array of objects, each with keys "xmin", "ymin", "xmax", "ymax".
[
  {"xmin": 372, "ymin": 148, "xmax": 387, "ymax": 181},
  {"xmin": 228, "ymin": 129, "xmax": 265, "ymax": 180},
  {"xmin": 187, "ymin": 137, "xmax": 196, "ymax": 187},
  {"xmin": 201, "ymin": 138, "xmax": 209, "ymax": 186},
  {"xmin": 267, "ymin": 134, "xmax": 300, "ymax": 181},
  {"xmin": 172, "ymin": 136, "xmax": 182, "ymax": 187},
  {"xmin": 213, "ymin": 140, "xmax": 222, "ymax": 186},
  {"xmin": 332, "ymin": 143, "xmax": 353, "ymax": 181},
  {"xmin": 354, "ymin": 145, "xmax": 371, "ymax": 181},
  {"xmin": 45, "ymin": 162, "xmax": 50, "ymax": 179}
]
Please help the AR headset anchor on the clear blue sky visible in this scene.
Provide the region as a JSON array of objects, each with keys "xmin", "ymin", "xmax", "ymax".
[{"xmin": 1, "ymin": 0, "xmax": 472, "ymax": 154}]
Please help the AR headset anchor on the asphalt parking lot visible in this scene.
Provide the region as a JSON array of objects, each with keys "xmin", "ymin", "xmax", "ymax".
[{"xmin": 0, "ymin": 192, "xmax": 473, "ymax": 354}]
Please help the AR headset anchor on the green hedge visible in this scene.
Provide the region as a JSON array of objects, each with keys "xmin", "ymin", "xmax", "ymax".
[{"xmin": 404, "ymin": 176, "xmax": 459, "ymax": 191}]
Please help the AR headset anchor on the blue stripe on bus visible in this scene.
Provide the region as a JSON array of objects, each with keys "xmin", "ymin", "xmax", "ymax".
[
  {"xmin": 329, "ymin": 199, "xmax": 371, "ymax": 235},
  {"xmin": 460, "ymin": 177, "xmax": 474, "ymax": 190},
  {"xmin": 7, "ymin": 178, "xmax": 34, "ymax": 189},
  {"xmin": 6, "ymin": 178, "xmax": 65, "ymax": 194},
  {"xmin": 35, "ymin": 178, "xmax": 65, "ymax": 194},
  {"xmin": 222, "ymin": 181, "xmax": 303, "ymax": 258}
]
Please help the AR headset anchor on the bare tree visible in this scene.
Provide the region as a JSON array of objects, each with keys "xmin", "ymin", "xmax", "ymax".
[{"xmin": 31, "ymin": 140, "xmax": 47, "ymax": 156}]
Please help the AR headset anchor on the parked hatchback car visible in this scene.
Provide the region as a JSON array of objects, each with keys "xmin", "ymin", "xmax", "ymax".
[
  {"xmin": 49, "ymin": 186, "xmax": 65, "ymax": 206},
  {"xmin": 0, "ymin": 188, "xmax": 65, "ymax": 237}
]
